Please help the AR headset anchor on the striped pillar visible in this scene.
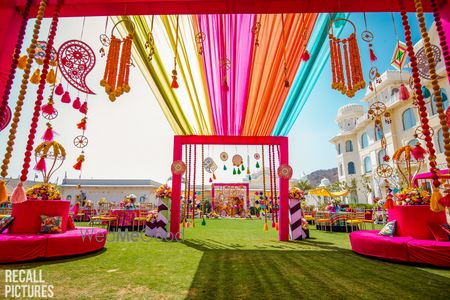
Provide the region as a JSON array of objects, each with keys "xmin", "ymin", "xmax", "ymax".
[
  {"xmin": 289, "ymin": 199, "xmax": 307, "ymax": 240},
  {"xmin": 153, "ymin": 197, "xmax": 170, "ymax": 238}
]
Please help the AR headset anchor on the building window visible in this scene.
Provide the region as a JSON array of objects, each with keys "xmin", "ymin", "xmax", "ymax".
[
  {"xmin": 402, "ymin": 108, "xmax": 416, "ymax": 130},
  {"xmin": 363, "ymin": 156, "xmax": 372, "ymax": 173},
  {"xmin": 337, "ymin": 143, "xmax": 341, "ymax": 154},
  {"xmin": 345, "ymin": 140, "xmax": 353, "ymax": 152},
  {"xmin": 361, "ymin": 132, "xmax": 369, "ymax": 149},
  {"xmin": 431, "ymin": 88, "xmax": 449, "ymax": 116},
  {"xmin": 377, "ymin": 149, "xmax": 386, "ymax": 165},
  {"xmin": 374, "ymin": 123, "xmax": 383, "ymax": 141},
  {"xmin": 437, "ymin": 128, "xmax": 444, "ymax": 153},
  {"xmin": 348, "ymin": 162, "xmax": 356, "ymax": 175},
  {"xmin": 339, "ymin": 164, "xmax": 343, "ymax": 176}
]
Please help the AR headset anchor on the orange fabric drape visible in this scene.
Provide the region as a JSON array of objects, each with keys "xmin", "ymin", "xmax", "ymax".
[{"xmin": 242, "ymin": 13, "xmax": 317, "ymax": 136}]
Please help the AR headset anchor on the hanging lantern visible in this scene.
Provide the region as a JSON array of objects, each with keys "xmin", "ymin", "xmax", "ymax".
[{"xmin": 34, "ymin": 141, "xmax": 66, "ymax": 184}]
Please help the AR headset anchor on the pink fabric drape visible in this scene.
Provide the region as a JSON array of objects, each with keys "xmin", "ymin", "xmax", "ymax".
[{"xmin": 197, "ymin": 14, "xmax": 255, "ymax": 135}]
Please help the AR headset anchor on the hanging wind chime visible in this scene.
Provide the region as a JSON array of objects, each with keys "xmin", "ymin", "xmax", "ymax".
[
  {"xmin": 100, "ymin": 19, "xmax": 134, "ymax": 101},
  {"xmin": 329, "ymin": 18, "xmax": 365, "ymax": 98}
]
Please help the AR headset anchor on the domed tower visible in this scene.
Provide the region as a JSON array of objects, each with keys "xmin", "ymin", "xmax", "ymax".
[{"xmin": 336, "ymin": 103, "xmax": 364, "ymax": 133}]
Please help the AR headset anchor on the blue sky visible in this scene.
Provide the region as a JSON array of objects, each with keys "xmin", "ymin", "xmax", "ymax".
[{"xmin": 0, "ymin": 12, "xmax": 433, "ymax": 183}]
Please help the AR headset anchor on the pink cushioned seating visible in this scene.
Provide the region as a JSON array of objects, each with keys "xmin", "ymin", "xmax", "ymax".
[
  {"xmin": 45, "ymin": 227, "xmax": 106, "ymax": 258},
  {"xmin": 0, "ymin": 234, "xmax": 47, "ymax": 263},
  {"xmin": 9, "ymin": 200, "xmax": 70, "ymax": 234},
  {"xmin": 407, "ymin": 239, "xmax": 450, "ymax": 267},
  {"xmin": 349, "ymin": 230, "xmax": 412, "ymax": 262}
]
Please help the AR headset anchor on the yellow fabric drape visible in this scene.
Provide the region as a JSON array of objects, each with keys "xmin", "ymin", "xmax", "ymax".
[{"xmin": 309, "ymin": 188, "xmax": 349, "ymax": 197}]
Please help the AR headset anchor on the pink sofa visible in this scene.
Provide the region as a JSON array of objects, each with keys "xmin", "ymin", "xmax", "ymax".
[
  {"xmin": 349, "ymin": 206, "xmax": 450, "ymax": 267},
  {"xmin": 0, "ymin": 200, "xmax": 107, "ymax": 263}
]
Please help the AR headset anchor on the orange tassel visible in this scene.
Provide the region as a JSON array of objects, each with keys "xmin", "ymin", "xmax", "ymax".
[
  {"xmin": 17, "ymin": 55, "xmax": 27, "ymax": 70},
  {"xmin": 46, "ymin": 68, "xmax": 56, "ymax": 84},
  {"xmin": 430, "ymin": 188, "xmax": 444, "ymax": 212},
  {"xmin": 77, "ymin": 117, "xmax": 87, "ymax": 130},
  {"xmin": 384, "ymin": 195, "xmax": 394, "ymax": 209},
  {"xmin": 30, "ymin": 68, "xmax": 41, "ymax": 84},
  {"xmin": 171, "ymin": 69, "xmax": 179, "ymax": 89}
]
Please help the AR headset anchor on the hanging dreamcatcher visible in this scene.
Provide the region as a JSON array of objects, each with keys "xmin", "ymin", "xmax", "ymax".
[
  {"xmin": 416, "ymin": 45, "xmax": 443, "ymax": 80},
  {"xmin": 254, "ymin": 152, "xmax": 261, "ymax": 169},
  {"xmin": 232, "ymin": 154, "xmax": 244, "ymax": 175},
  {"xmin": 204, "ymin": 157, "xmax": 217, "ymax": 181},
  {"xmin": 100, "ymin": 19, "xmax": 134, "ymax": 101},
  {"xmin": 329, "ymin": 18, "xmax": 365, "ymax": 98},
  {"xmin": 220, "ymin": 151, "xmax": 228, "ymax": 170},
  {"xmin": 98, "ymin": 17, "xmax": 110, "ymax": 58}
]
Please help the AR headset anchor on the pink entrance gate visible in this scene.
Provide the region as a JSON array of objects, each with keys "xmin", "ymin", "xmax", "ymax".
[
  {"xmin": 211, "ymin": 182, "xmax": 250, "ymax": 212},
  {"xmin": 170, "ymin": 135, "xmax": 289, "ymax": 241}
]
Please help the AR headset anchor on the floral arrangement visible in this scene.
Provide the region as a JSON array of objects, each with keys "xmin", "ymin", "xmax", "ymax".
[
  {"xmin": 155, "ymin": 184, "xmax": 172, "ymax": 198},
  {"xmin": 326, "ymin": 199, "xmax": 337, "ymax": 212},
  {"xmin": 26, "ymin": 183, "xmax": 61, "ymax": 200},
  {"xmin": 394, "ymin": 187, "xmax": 430, "ymax": 206},
  {"xmin": 289, "ymin": 187, "xmax": 305, "ymax": 200},
  {"xmin": 146, "ymin": 211, "xmax": 157, "ymax": 223},
  {"xmin": 98, "ymin": 198, "xmax": 107, "ymax": 205},
  {"xmin": 120, "ymin": 198, "xmax": 134, "ymax": 209}
]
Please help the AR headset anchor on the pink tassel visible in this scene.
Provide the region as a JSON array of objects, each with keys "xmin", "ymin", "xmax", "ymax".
[
  {"xmin": 72, "ymin": 97, "xmax": 81, "ymax": 109},
  {"xmin": 369, "ymin": 47, "xmax": 377, "ymax": 62},
  {"xmin": 42, "ymin": 103, "xmax": 56, "ymax": 115},
  {"xmin": 399, "ymin": 84, "xmax": 410, "ymax": 101},
  {"xmin": 34, "ymin": 156, "xmax": 46, "ymax": 172},
  {"xmin": 301, "ymin": 50, "xmax": 310, "ymax": 61},
  {"xmin": 11, "ymin": 182, "xmax": 27, "ymax": 203},
  {"xmin": 42, "ymin": 123, "xmax": 54, "ymax": 142},
  {"xmin": 55, "ymin": 83, "xmax": 64, "ymax": 96},
  {"xmin": 79, "ymin": 102, "xmax": 88, "ymax": 114},
  {"xmin": 412, "ymin": 143, "xmax": 427, "ymax": 161},
  {"xmin": 61, "ymin": 91, "xmax": 71, "ymax": 103}
]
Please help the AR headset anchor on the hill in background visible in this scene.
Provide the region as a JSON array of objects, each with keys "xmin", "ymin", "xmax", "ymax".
[{"xmin": 306, "ymin": 168, "xmax": 338, "ymax": 187}]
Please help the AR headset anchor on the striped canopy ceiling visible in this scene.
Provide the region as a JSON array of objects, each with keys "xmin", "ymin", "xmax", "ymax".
[{"xmin": 116, "ymin": 13, "xmax": 347, "ymax": 136}]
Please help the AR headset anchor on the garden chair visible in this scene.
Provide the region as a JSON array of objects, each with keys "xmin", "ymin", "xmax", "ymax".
[
  {"xmin": 90, "ymin": 203, "xmax": 118, "ymax": 231},
  {"xmin": 315, "ymin": 211, "xmax": 332, "ymax": 232},
  {"xmin": 132, "ymin": 203, "xmax": 151, "ymax": 231},
  {"xmin": 363, "ymin": 209, "xmax": 375, "ymax": 229},
  {"xmin": 346, "ymin": 211, "xmax": 365, "ymax": 231}
]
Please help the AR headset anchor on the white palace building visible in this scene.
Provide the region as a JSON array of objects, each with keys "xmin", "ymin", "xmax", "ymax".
[{"xmin": 330, "ymin": 23, "xmax": 449, "ymax": 204}]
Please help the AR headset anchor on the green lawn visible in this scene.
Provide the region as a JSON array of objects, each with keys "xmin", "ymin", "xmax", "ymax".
[{"xmin": 1, "ymin": 219, "xmax": 449, "ymax": 299}]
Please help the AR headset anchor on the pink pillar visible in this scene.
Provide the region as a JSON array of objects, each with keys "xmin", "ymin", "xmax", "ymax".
[
  {"xmin": 438, "ymin": 0, "xmax": 450, "ymax": 84},
  {"xmin": 278, "ymin": 138, "xmax": 289, "ymax": 241},
  {"xmin": 170, "ymin": 136, "xmax": 182, "ymax": 238},
  {"xmin": 0, "ymin": 7, "xmax": 22, "ymax": 102}
]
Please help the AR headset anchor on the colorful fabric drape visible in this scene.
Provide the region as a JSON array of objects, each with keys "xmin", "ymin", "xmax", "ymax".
[{"xmin": 116, "ymin": 13, "xmax": 341, "ymax": 137}]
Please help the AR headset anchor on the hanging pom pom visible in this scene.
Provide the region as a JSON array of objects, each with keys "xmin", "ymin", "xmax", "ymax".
[
  {"xmin": 73, "ymin": 153, "xmax": 85, "ymax": 171},
  {"xmin": 30, "ymin": 68, "xmax": 41, "ymax": 84},
  {"xmin": 55, "ymin": 83, "xmax": 64, "ymax": 96},
  {"xmin": 399, "ymin": 83, "xmax": 410, "ymax": 101},
  {"xmin": 369, "ymin": 45, "xmax": 377, "ymax": 62},
  {"xmin": 34, "ymin": 156, "xmax": 46, "ymax": 172},
  {"xmin": 430, "ymin": 188, "xmax": 444, "ymax": 212},
  {"xmin": 42, "ymin": 103, "xmax": 56, "ymax": 115},
  {"xmin": 77, "ymin": 117, "xmax": 87, "ymax": 131},
  {"xmin": 421, "ymin": 86, "xmax": 431, "ymax": 98},
  {"xmin": 11, "ymin": 182, "xmax": 27, "ymax": 203},
  {"xmin": 171, "ymin": 69, "xmax": 179, "ymax": 89},
  {"xmin": 0, "ymin": 180, "xmax": 8, "ymax": 202},
  {"xmin": 72, "ymin": 97, "xmax": 81, "ymax": 109},
  {"xmin": 79, "ymin": 102, "xmax": 88, "ymax": 114},
  {"xmin": 42, "ymin": 123, "xmax": 54, "ymax": 142},
  {"xmin": 412, "ymin": 143, "xmax": 427, "ymax": 161},
  {"xmin": 301, "ymin": 50, "xmax": 310, "ymax": 61},
  {"xmin": 256, "ymin": 161, "xmax": 260, "ymax": 168},
  {"xmin": 17, "ymin": 55, "xmax": 27, "ymax": 70},
  {"xmin": 61, "ymin": 91, "xmax": 71, "ymax": 103},
  {"xmin": 46, "ymin": 68, "xmax": 56, "ymax": 84}
]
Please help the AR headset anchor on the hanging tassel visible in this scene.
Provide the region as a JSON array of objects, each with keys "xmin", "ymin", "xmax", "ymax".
[
  {"xmin": 256, "ymin": 161, "xmax": 260, "ymax": 168},
  {"xmin": 301, "ymin": 50, "xmax": 310, "ymax": 61},
  {"xmin": 369, "ymin": 46, "xmax": 377, "ymax": 62},
  {"xmin": 72, "ymin": 97, "xmax": 81, "ymax": 109},
  {"xmin": 246, "ymin": 169, "xmax": 250, "ymax": 175},
  {"xmin": 384, "ymin": 194, "xmax": 394, "ymax": 209},
  {"xmin": 77, "ymin": 117, "xmax": 87, "ymax": 131},
  {"xmin": 399, "ymin": 83, "xmax": 410, "ymax": 101},
  {"xmin": 237, "ymin": 168, "xmax": 241, "ymax": 175},
  {"xmin": 171, "ymin": 70, "xmax": 179, "ymax": 89},
  {"xmin": 412, "ymin": 143, "xmax": 427, "ymax": 161},
  {"xmin": 55, "ymin": 83, "xmax": 64, "ymax": 96},
  {"xmin": 209, "ymin": 178, "xmax": 212, "ymax": 183},
  {"xmin": 79, "ymin": 102, "xmax": 88, "ymax": 114},
  {"xmin": 223, "ymin": 165, "xmax": 227, "ymax": 171},
  {"xmin": 30, "ymin": 68, "xmax": 41, "ymax": 84},
  {"xmin": 430, "ymin": 188, "xmax": 444, "ymax": 212},
  {"xmin": 241, "ymin": 164, "xmax": 245, "ymax": 171},
  {"xmin": 73, "ymin": 154, "xmax": 85, "ymax": 171},
  {"xmin": 271, "ymin": 221, "xmax": 275, "ymax": 228},
  {"xmin": 213, "ymin": 173, "xmax": 216, "ymax": 180},
  {"xmin": 10, "ymin": 182, "xmax": 27, "ymax": 203},
  {"xmin": 17, "ymin": 55, "xmax": 27, "ymax": 70},
  {"xmin": 275, "ymin": 222, "xmax": 279, "ymax": 231},
  {"xmin": 264, "ymin": 222, "xmax": 268, "ymax": 231},
  {"xmin": 34, "ymin": 156, "xmax": 46, "ymax": 172},
  {"xmin": 42, "ymin": 123, "xmax": 54, "ymax": 142},
  {"xmin": 46, "ymin": 68, "xmax": 56, "ymax": 84},
  {"xmin": 248, "ymin": 175, "xmax": 251, "ymax": 180},
  {"xmin": 421, "ymin": 86, "xmax": 431, "ymax": 98},
  {"xmin": 233, "ymin": 168, "xmax": 236, "ymax": 175},
  {"xmin": 61, "ymin": 91, "xmax": 71, "ymax": 103},
  {"xmin": 0, "ymin": 180, "xmax": 8, "ymax": 202},
  {"xmin": 201, "ymin": 217, "xmax": 206, "ymax": 226},
  {"xmin": 42, "ymin": 103, "xmax": 56, "ymax": 115}
]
